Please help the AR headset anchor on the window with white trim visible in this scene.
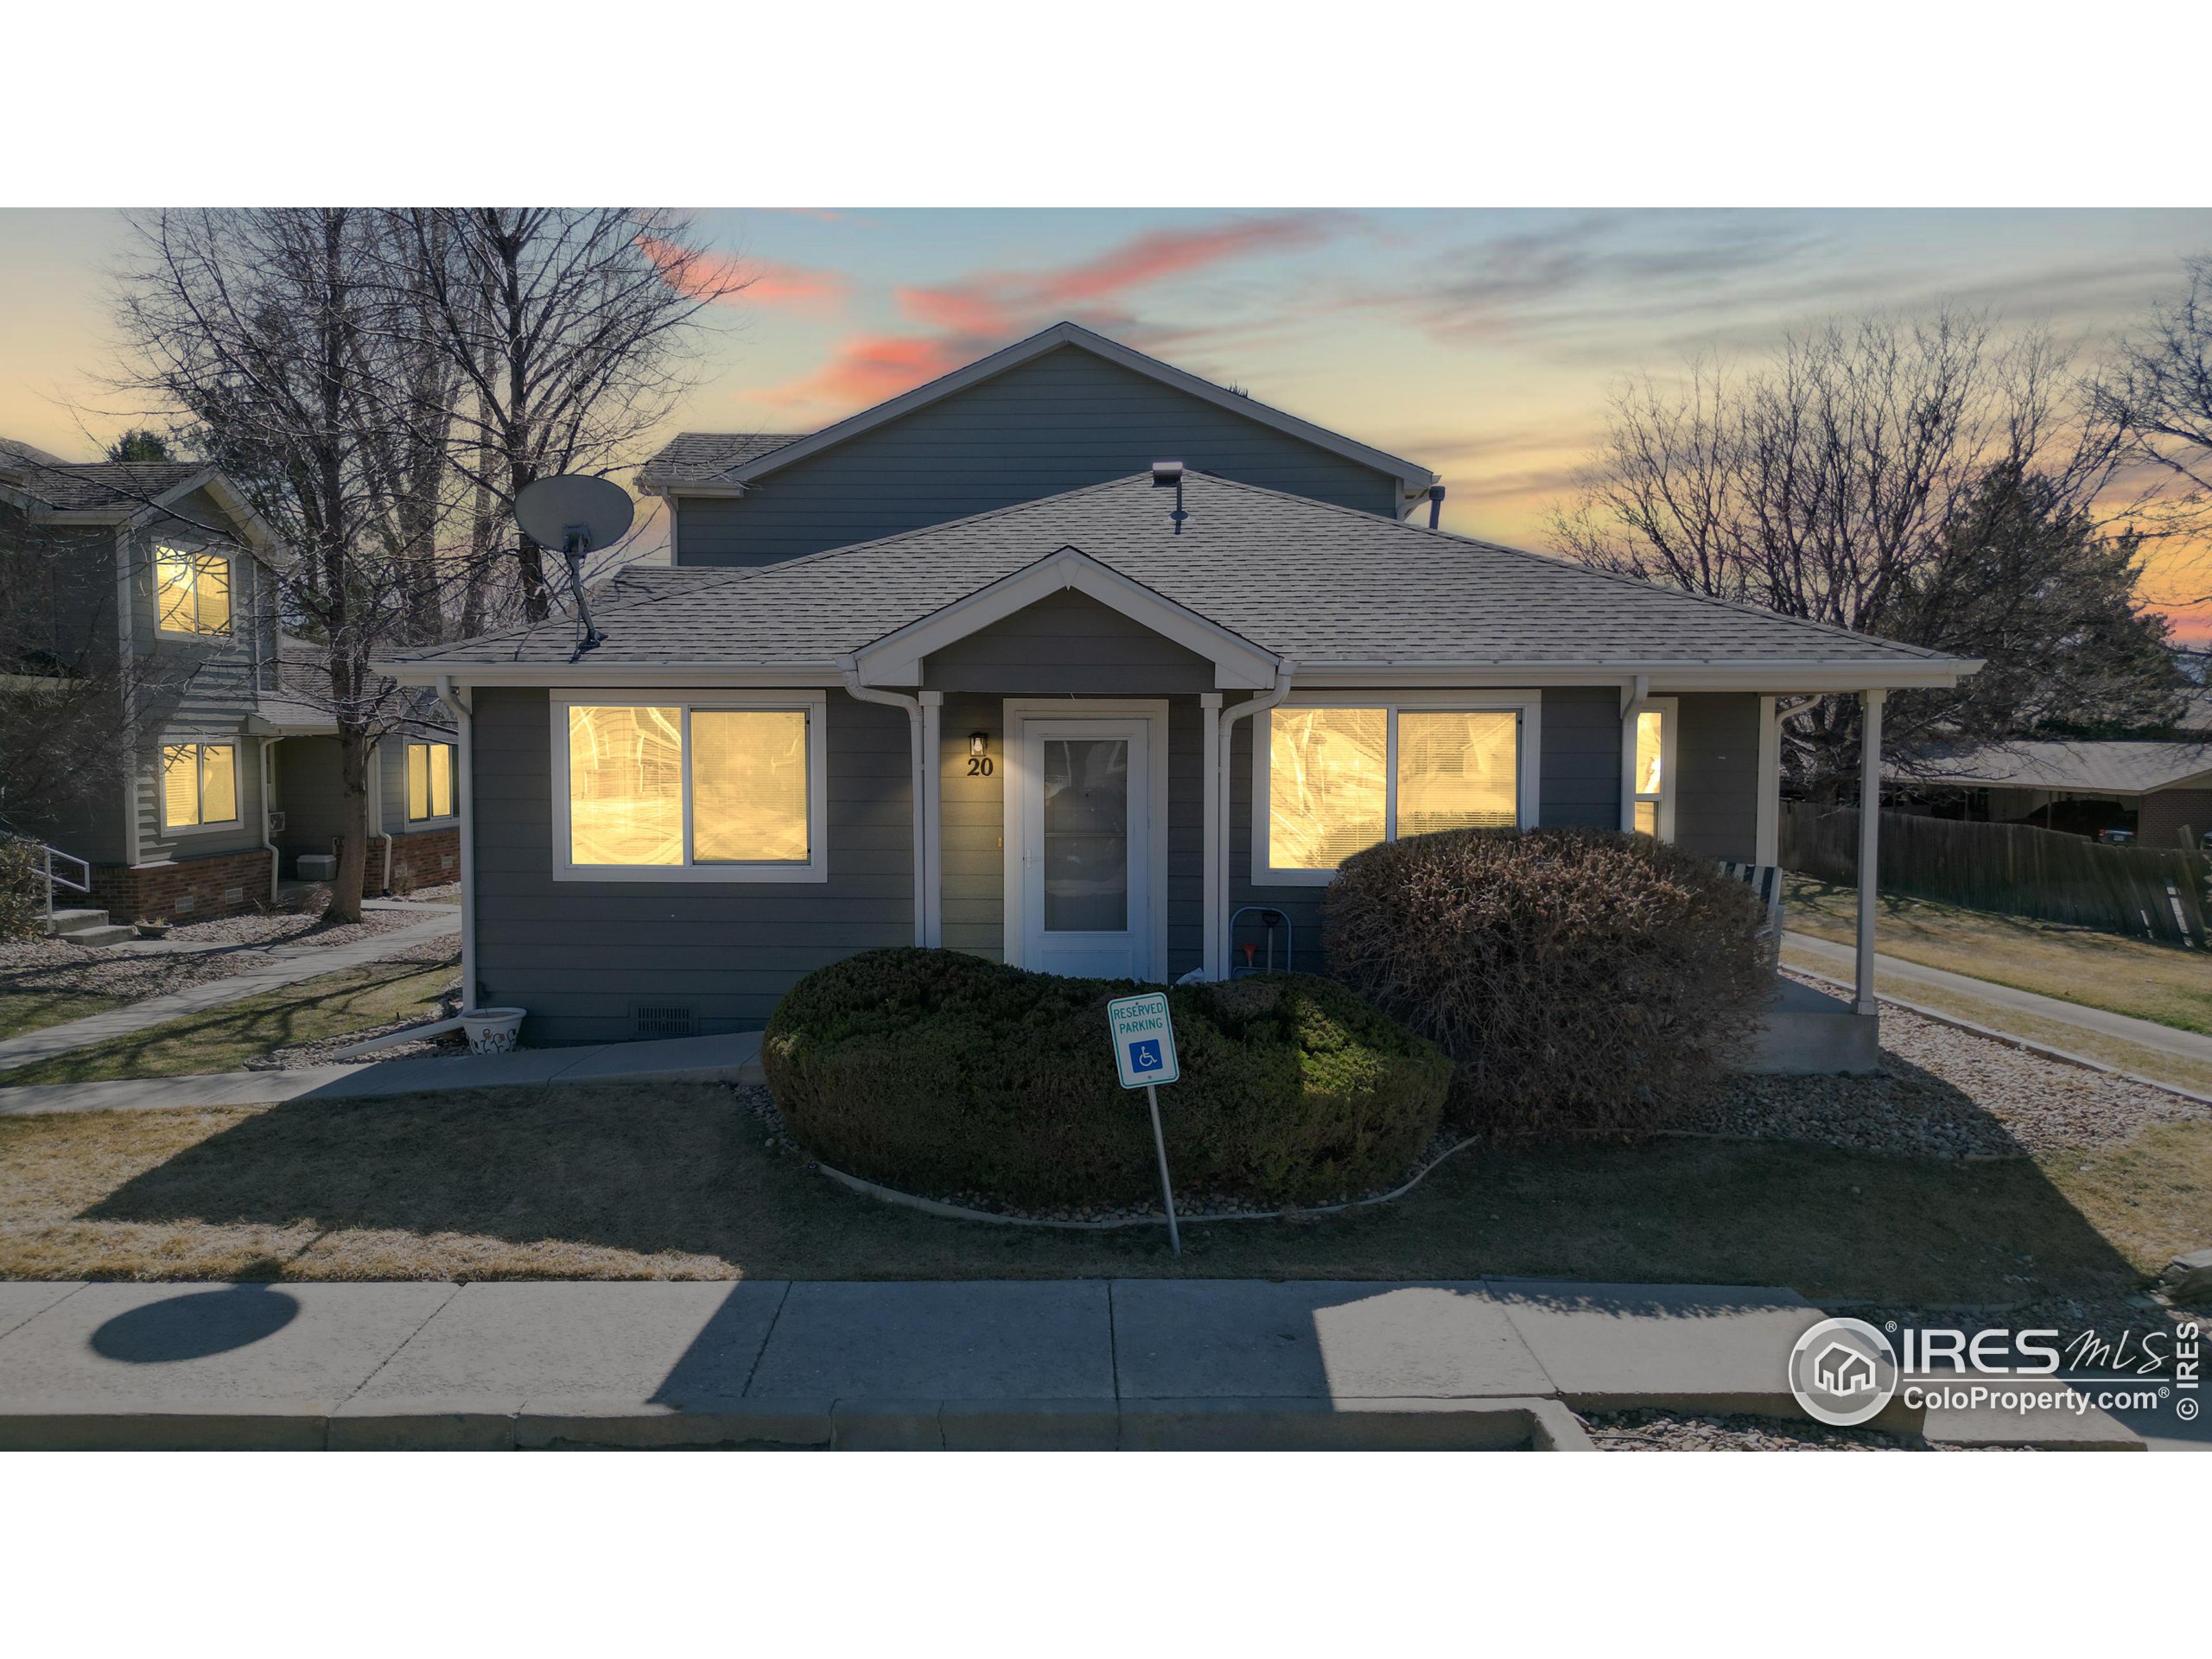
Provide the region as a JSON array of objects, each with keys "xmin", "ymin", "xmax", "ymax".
[
  {"xmin": 1256, "ymin": 699, "xmax": 1533, "ymax": 881},
  {"xmin": 551, "ymin": 694, "xmax": 827, "ymax": 882},
  {"xmin": 155, "ymin": 544, "xmax": 232, "ymax": 636},
  {"xmin": 162, "ymin": 741, "xmax": 239, "ymax": 829},
  {"xmin": 1630, "ymin": 698, "xmax": 1678, "ymax": 840},
  {"xmin": 406, "ymin": 741, "xmax": 455, "ymax": 823}
]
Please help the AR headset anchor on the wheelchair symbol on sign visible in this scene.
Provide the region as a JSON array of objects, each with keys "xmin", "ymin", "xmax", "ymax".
[{"xmin": 1128, "ymin": 1039, "xmax": 1163, "ymax": 1073}]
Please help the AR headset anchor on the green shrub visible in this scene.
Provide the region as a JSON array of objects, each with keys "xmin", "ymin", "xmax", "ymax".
[
  {"xmin": 1324, "ymin": 827, "xmax": 1770, "ymax": 1137},
  {"xmin": 0, "ymin": 836, "xmax": 42, "ymax": 944},
  {"xmin": 762, "ymin": 949, "xmax": 1450, "ymax": 1208}
]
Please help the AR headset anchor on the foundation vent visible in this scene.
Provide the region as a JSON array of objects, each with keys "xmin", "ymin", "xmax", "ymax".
[{"xmin": 632, "ymin": 1004, "xmax": 695, "ymax": 1040}]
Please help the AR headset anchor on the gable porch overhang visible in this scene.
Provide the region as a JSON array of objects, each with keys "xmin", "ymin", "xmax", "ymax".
[{"xmin": 848, "ymin": 544, "xmax": 1281, "ymax": 690}]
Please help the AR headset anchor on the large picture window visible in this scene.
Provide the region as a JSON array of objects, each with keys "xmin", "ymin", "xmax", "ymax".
[
  {"xmin": 155, "ymin": 545, "xmax": 232, "ymax": 636},
  {"xmin": 406, "ymin": 741, "xmax": 455, "ymax": 823},
  {"xmin": 552, "ymin": 694, "xmax": 825, "ymax": 882},
  {"xmin": 1257, "ymin": 697, "xmax": 1535, "ymax": 882},
  {"xmin": 162, "ymin": 741, "xmax": 239, "ymax": 830}
]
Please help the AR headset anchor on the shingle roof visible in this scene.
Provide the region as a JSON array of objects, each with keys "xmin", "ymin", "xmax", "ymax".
[
  {"xmin": 0, "ymin": 436, "xmax": 206, "ymax": 513},
  {"xmin": 390, "ymin": 471, "xmax": 1969, "ymax": 677},
  {"xmin": 1902, "ymin": 740, "xmax": 2212, "ymax": 796},
  {"xmin": 635, "ymin": 431, "xmax": 807, "ymax": 491}
]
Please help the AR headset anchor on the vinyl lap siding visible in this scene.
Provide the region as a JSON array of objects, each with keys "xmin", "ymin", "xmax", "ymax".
[
  {"xmin": 1672, "ymin": 693, "xmax": 1760, "ymax": 862},
  {"xmin": 924, "ymin": 590, "xmax": 1217, "ymax": 696},
  {"xmin": 470, "ymin": 686, "xmax": 914, "ymax": 1043},
  {"xmin": 672, "ymin": 346, "xmax": 1404, "ymax": 567}
]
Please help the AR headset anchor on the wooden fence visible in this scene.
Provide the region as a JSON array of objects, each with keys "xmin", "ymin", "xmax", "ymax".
[{"xmin": 1779, "ymin": 803, "xmax": 2211, "ymax": 945}]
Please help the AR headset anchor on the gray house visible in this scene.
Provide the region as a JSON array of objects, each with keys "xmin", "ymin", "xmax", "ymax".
[
  {"xmin": 384, "ymin": 324, "xmax": 1973, "ymax": 1069},
  {"xmin": 1, "ymin": 439, "xmax": 457, "ymax": 928}
]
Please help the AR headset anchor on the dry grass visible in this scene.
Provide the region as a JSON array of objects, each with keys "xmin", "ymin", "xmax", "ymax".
[
  {"xmin": 0, "ymin": 1081, "xmax": 2194, "ymax": 1300},
  {"xmin": 0, "ymin": 957, "xmax": 456, "ymax": 1086},
  {"xmin": 0, "ymin": 988, "xmax": 130, "ymax": 1041},
  {"xmin": 1783, "ymin": 874, "xmax": 2212, "ymax": 1037}
]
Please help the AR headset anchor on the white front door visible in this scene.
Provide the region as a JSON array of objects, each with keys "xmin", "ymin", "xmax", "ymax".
[{"xmin": 1018, "ymin": 716, "xmax": 1152, "ymax": 979}]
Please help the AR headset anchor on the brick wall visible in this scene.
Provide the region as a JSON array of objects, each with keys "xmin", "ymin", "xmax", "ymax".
[
  {"xmin": 366, "ymin": 826, "xmax": 460, "ymax": 896},
  {"xmin": 2139, "ymin": 788, "xmax": 2212, "ymax": 849},
  {"xmin": 90, "ymin": 847, "xmax": 276, "ymax": 923}
]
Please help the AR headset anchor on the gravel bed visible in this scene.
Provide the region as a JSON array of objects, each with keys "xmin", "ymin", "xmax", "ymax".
[
  {"xmin": 1, "ymin": 899, "xmax": 443, "ymax": 1005},
  {"xmin": 1577, "ymin": 1408, "xmax": 2012, "ymax": 1452},
  {"xmin": 735, "ymin": 1083, "xmax": 1470, "ymax": 1224},
  {"xmin": 1681, "ymin": 987, "xmax": 2211, "ymax": 1158}
]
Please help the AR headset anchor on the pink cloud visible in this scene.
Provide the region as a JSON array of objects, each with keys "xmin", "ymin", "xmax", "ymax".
[
  {"xmin": 760, "ymin": 213, "xmax": 1349, "ymax": 413},
  {"xmin": 639, "ymin": 237, "xmax": 849, "ymax": 313}
]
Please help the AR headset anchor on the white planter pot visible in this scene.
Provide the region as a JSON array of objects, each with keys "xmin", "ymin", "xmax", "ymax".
[{"xmin": 461, "ymin": 1007, "xmax": 525, "ymax": 1055}]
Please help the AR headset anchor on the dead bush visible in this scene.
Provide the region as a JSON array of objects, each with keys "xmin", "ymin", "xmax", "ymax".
[{"xmin": 1324, "ymin": 827, "xmax": 1770, "ymax": 1136}]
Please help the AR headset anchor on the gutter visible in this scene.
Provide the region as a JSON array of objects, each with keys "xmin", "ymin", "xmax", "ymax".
[
  {"xmin": 433, "ymin": 675, "xmax": 478, "ymax": 1010},
  {"xmin": 838, "ymin": 659, "xmax": 929, "ymax": 948},
  {"xmin": 1210, "ymin": 660, "xmax": 1299, "ymax": 980}
]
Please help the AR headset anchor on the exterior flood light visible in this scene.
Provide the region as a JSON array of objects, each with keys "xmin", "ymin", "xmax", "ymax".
[{"xmin": 970, "ymin": 732, "xmax": 989, "ymax": 757}]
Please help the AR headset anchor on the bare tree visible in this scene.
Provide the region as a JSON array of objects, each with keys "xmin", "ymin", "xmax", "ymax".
[
  {"xmin": 113, "ymin": 208, "xmax": 449, "ymax": 921},
  {"xmin": 391, "ymin": 209, "xmax": 743, "ymax": 619},
  {"xmin": 2095, "ymin": 251, "xmax": 2212, "ymax": 605},
  {"xmin": 1552, "ymin": 309, "xmax": 2180, "ymax": 796}
]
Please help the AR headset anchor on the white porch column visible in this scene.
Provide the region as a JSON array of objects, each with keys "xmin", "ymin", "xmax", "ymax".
[
  {"xmin": 1200, "ymin": 691, "xmax": 1223, "ymax": 981},
  {"xmin": 1855, "ymin": 689, "xmax": 1885, "ymax": 1016},
  {"xmin": 918, "ymin": 690, "xmax": 944, "ymax": 948}
]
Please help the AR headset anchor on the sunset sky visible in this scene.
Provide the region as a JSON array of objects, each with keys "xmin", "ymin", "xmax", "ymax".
[{"xmin": 6, "ymin": 207, "xmax": 2210, "ymax": 638}]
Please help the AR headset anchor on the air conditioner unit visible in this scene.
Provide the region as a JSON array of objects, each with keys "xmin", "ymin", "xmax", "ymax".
[{"xmin": 266, "ymin": 811, "xmax": 287, "ymax": 834}]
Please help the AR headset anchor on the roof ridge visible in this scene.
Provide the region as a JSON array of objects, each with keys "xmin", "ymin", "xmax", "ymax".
[{"xmin": 1173, "ymin": 470, "xmax": 1953, "ymax": 664}]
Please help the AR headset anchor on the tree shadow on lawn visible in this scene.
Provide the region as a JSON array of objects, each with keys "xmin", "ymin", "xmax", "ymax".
[{"xmin": 70, "ymin": 1077, "xmax": 2154, "ymax": 1302}]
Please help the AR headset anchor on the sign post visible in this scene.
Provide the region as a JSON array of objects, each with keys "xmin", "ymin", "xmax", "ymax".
[{"xmin": 1106, "ymin": 991, "xmax": 1182, "ymax": 1255}]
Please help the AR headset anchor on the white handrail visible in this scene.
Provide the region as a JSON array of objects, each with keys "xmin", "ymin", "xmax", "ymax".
[{"xmin": 7, "ymin": 836, "xmax": 91, "ymax": 925}]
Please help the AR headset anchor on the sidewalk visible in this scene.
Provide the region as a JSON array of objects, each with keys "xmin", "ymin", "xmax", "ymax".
[
  {"xmin": 0, "ymin": 1277, "xmax": 2164, "ymax": 1451},
  {"xmin": 1782, "ymin": 931, "xmax": 2212, "ymax": 1067},
  {"xmin": 0, "ymin": 1028, "xmax": 765, "ymax": 1116},
  {"xmin": 0, "ymin": 910, "xmax": 461, "ymax": 1074}
]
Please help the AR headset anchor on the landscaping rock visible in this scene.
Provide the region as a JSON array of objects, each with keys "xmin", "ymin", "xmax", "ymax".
[{"xmin": 2161, "ymin": 1248, "xmax": 2212, "ymax": 1304}]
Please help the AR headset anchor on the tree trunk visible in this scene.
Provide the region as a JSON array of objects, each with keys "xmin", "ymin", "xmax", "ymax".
[{"xmin": 330, "ymin": 723, "xmax": 372, "ymax": 925}]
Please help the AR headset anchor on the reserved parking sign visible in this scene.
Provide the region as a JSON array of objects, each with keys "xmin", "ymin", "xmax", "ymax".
[{"xmin": 1107, "ymin": 991, "xmax": 1180, "ymax": 1089}]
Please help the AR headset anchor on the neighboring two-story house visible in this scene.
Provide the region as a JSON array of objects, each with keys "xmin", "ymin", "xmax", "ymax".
[
  {"xmin": 1, "ymin": 438, "xmax": 458, "ymax": 927},
  {"xmin": 384, "ymin": 322, "xmax": 1973, "ymax": 1074}
]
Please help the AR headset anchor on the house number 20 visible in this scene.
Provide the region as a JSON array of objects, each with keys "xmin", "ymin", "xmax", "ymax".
[{"xmin": 967, "ymin": 756, "xmax": 995, "ymax": 777}]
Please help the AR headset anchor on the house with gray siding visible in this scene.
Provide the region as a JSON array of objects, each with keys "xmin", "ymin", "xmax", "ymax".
[
  {"xmin": 384, "ymin": 325, "xmax": 1976, "ymax": 1071},
  {"xmin": 1, "ymin": 439, "xmax": 457, "ymax": 926}
]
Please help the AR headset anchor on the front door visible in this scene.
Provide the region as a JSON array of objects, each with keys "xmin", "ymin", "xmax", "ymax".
[{"xmin": 1018, "ymin": 717, "xmax": 1152, "ymax": 979}]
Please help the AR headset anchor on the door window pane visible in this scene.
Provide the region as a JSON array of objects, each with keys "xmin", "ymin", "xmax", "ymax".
[
  {"xmin": 1041, "ymin": 738, "xmax": 1128, "ymax": 931},
  {"xmin": 568, "ymin": 705, "xmax": 682, "ymax": 865},
  {"xmin": 1269, "ymin": 708, "xmax": 1385, "ymax": 870},
  {"xmin": 1636, "ymin": 710, "xmax": 1664, "ymax": 798},
  {"xmin": 693, "ymin": 709, "xmax": 809, "ymax": 863},
  {"xmin": 1397, "ymin": 710, "xmax": 1517, "ymax": 836}
]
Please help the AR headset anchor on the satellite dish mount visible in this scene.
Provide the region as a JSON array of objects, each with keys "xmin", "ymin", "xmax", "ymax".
[{"xmin": 515, "ymin": 475, "xmax": 635, "ymax": 657}]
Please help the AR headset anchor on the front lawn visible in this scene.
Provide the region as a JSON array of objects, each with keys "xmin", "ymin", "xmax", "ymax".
[
  {"xmin": 0, "ymin": 957, "xmax": 456, "ymax": 1086},
  {"xmin": 0, "ymin": 1081, "xmax": 2195, "ymax": 1302},
  {"xmin": 0, "ymin": 988, "xmax": 131, "ymax": 1042},
  {"xmin": 1783, "ymin": 873, "xmax": 2212, "ymax": 1037}
]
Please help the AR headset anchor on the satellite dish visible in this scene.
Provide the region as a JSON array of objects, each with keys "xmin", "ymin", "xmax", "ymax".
[{"xmin": 516, "ymin": 474, "xmax": 634, "ymax": 555}]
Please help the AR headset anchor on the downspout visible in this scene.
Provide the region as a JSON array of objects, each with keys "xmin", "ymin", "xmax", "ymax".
[
  {"xmin": 433, "ymin": 675, "xmax": 478, "ymax": 1011},
  {"xmin": 1211, "ymin": 660, "xmax": 1299, "ymax": 981},
  {"xmin": 370, "ymin": 740, "xmax": 393, "ymax": 895},
  {"xmin": 839, "ymin": 659, "xmax": 928, "ymax": 948},
  {"xmin": 260, "ymin": 736, "xmax": 284, "ymax": 904}
]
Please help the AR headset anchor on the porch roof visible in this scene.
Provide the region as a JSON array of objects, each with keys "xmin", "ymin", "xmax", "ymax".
[{"xmin": 382, "ymin": 471, "xmax": 1978, "ymax": 691}]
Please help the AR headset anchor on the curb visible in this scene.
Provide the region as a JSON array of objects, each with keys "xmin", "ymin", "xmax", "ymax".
[{"xmin": 0, "ymin": 1394, "xmax": 1583, "ymax": 1452}]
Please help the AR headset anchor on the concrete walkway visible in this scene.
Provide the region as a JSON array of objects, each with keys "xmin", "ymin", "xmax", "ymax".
[
  {"xmin": 0, "ymin": 911, "xmax": 461, "ymax": 1073},
  {"xmin": 0, "ymin": 1028, "xmax": 765, "ymax": 1116},
  {"xmin": 1782, "ymin": 931, "xmax": 2212, "ymax": 1066},
  {"xmin": 0, "ymin": 1277, "xmax": 2167, "ymax": 1451}
]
